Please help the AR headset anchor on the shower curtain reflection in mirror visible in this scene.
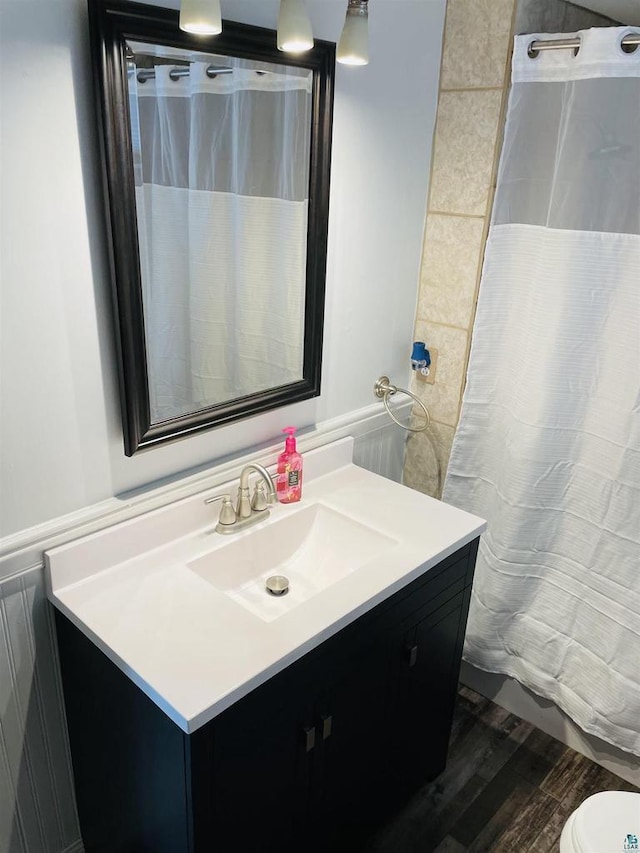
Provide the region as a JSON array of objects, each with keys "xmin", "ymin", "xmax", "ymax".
[{"xmin": 127, "ymin": 46, "xmax": 312, "ymax": 423}]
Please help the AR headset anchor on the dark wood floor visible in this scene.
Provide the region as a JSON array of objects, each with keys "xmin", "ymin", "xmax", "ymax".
[{"xmin": 359, "ymin": 686, "xmax": 639, "ymax": 853}]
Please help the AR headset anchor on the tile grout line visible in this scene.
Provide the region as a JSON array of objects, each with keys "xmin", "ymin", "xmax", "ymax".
[
  {"xmin": 440, "ymin": 85, "xmax": 505, "ymax": 93},
  {"xmin": 426, "ymin": 210, "xmax": 486, "ymax": 220}
]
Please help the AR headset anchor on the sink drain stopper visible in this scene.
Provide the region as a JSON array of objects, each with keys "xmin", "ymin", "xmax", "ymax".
[{"xmin": 266, "ymin": 575, "xmax": 289, "ymax": 596}]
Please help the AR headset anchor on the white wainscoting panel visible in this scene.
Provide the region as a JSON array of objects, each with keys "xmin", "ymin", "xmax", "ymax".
[
  {"xmin": 0, "ymin": 567, "xmax": 80, "ymax": 853},
  {"xmin": 0, "ymin": 408, "xmax": 408, "ymax": 853},
  {"xmin": 353, "ymin": 420, "xmax": 408, "ymax": 484}
]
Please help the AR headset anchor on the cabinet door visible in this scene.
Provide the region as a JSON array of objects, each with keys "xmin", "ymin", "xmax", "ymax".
[
  {"xmin": 386, "ymin": 593, "xmax": 466, "ymax": 795},
  {"xmin": 308, "ymin": 637, "xmax": 391, "ymax": 850},
  {"xmin": 196, "ymin": 687, "xmax": 311, "ymax": 853},
  {"xmin": 55, "ymin": 612, "xmax": 191, "ymax": 853}
]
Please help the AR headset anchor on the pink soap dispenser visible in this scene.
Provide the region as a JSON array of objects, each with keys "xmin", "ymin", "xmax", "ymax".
[{"xmin": 277, "ymin": 427, "xmax": 303, "ymax": 503}]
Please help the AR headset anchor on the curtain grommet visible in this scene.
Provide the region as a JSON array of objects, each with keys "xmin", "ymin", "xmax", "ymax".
[{"xmin": 619, "ymin": 29, "xmax": 639, "ymax": 55}]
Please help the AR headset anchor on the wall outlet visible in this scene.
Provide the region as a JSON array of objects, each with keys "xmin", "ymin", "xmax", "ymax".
[{"xmin": 415, "ymin": 347, "xmax": 438, "ymax": 384}]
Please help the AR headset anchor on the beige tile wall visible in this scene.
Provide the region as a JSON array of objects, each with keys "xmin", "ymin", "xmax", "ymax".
[
  {"xmin": 405, "ymin": 0, "xmax": 516, "ymax": 497},
  {"xmin": 404, "ymin": 0, "xmax": 619, "ymax": 499}
]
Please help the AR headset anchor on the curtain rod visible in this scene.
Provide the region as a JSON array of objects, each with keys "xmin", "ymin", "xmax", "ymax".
[
  {"xmin": 131, "ymin": 65, "xmax": 234, "ymax": 82},
  {"xmin": 528, "ymin": 32, "xmax": 639, "ymax": 57}
]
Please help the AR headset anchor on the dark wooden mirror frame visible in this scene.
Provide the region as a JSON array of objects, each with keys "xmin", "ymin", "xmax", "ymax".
[{"xmin": 88, "ymin": 0, "xmax": 335, "ymax": 455}]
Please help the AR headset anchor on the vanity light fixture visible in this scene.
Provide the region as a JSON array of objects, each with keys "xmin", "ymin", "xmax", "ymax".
[
  {"xmin": 179, "ymin": 0, "xmax": 222, "ymax": 35},
  {"xmin": 277, "ymin": 0, "xmax": 314, "ymax": 53},
  {"xmin": 337, "ymin": 0, "xmax": 369, "ymax": 66}
]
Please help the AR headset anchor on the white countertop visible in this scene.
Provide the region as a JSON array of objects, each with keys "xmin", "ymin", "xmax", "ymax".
[{"xmin": 45, "ymin": 439, "xmax": 486, "ymax": 733}]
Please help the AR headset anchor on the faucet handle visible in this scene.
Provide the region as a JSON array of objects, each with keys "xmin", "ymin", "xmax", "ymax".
[{"xmin": 204, "ymin": 494, "xmax": 236, "ymax": 526}]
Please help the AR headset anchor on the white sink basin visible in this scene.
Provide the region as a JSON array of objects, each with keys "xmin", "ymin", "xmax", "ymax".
[{"xmin": 187, "ymin": 503, "xmax": 398, "ymax": 621}]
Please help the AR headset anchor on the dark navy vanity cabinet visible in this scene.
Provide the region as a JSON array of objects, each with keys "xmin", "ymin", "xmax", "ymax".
[{"xmin": 55, "ymin": 539, "xmax": 479, "ymax": 852}]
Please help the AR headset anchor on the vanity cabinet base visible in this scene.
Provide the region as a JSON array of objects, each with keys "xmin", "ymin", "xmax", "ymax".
[{"xmin": 55, "ymin": 539, "xmax": 479, "ymax": 853}]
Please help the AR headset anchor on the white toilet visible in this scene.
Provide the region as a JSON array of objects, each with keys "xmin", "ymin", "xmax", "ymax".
[{"xmin": 560, "ymin": 791, "xmax": 640, "ymax": 853}]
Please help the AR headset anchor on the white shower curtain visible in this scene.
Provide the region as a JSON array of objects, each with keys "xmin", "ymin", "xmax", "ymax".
[
  {"xmin": 129, "ymin": 58, "xmax": 311, "ymax": 422},
  {"xmin": 443, "ymin": 27, "xmax": 640, "ymax": 755}
]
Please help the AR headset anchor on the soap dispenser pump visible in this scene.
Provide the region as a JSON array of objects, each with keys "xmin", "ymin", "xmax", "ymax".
[{"xmin": 277, "ymin": 427, "xmax": 303, "ymax": 503}]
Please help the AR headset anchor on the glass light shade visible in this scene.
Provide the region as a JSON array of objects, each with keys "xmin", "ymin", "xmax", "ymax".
[
  {"xmin": 277, "ymin": 0, "xmax": 314, "ymax": 53},
  {"xmin": 337, "ymin": 3, "xmax": 369, "ymax": 66},
  {"xmin": 179, "ymin": 0, "xmax": 222, "ymax": 35}
]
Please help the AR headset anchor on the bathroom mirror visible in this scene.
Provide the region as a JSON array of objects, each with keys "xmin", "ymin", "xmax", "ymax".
[{"xmin": 88, "ymin": 0, "xmax": 334, "ymax": 455}]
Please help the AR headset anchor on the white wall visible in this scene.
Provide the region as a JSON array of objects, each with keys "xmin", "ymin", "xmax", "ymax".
[
  {"xmin": 0, "ymin": 0, "xmax": 446, "ymax": 540},
  {"xmin": 0, "ymin": 4, "xmax": 445, "ymax": 849}
]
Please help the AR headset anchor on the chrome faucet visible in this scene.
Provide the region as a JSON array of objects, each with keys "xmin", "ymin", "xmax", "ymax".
[{"xmin": 205, "ymin": 462, "xmax": 278, "ymax": 535}]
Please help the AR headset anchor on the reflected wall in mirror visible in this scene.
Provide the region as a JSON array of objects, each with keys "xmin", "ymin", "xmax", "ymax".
[{"xmin": 89, "ymin": 0, "xmax": 334, "ymax": 455}]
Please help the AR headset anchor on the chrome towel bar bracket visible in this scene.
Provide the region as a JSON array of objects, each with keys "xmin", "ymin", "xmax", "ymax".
[{"xmin": 373, "ymin": 376, "xmax": 430, "ymax": 433}]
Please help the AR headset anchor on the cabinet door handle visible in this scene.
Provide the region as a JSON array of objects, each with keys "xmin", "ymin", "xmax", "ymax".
[
  {"xmin": 321, "ymin": 714, "xmax": 332, "ymax": 741},
  {"xmin": 405, "ymin": 644, "xmax": 418, "ymax": 668},
  {"xmin": 303, "ymin": 725, "xmax": 316, "ymax": 752}
]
